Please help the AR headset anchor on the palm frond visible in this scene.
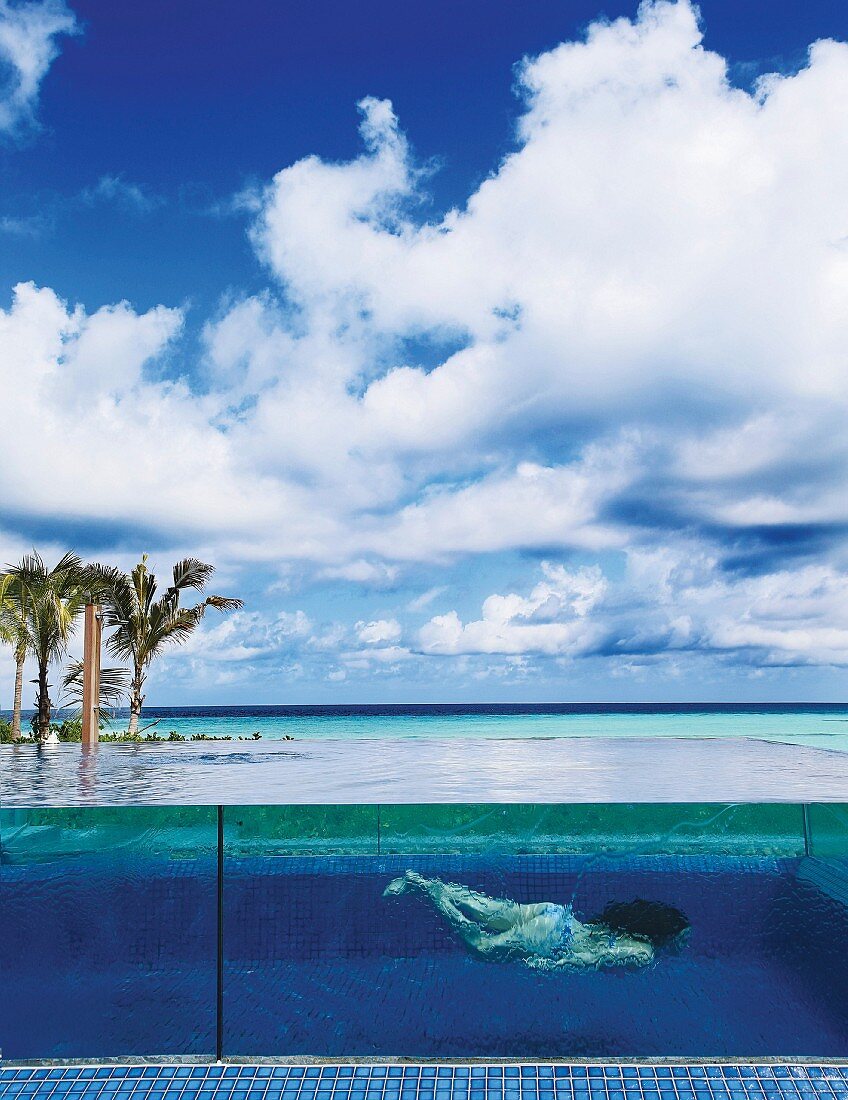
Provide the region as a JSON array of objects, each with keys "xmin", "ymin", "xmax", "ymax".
[
  {"xmin": 62, "ymin": 660, "xmax": 130, "ymax": 710},
  {"xmin": 204, "ymin": 594, "xmax": 245, "ymax": 612},
  {"xmin": 10, "ymin": 551, "xmax": 45, "ymax": 582},
  {"xmin": 81, "ymin": 564, "xmax": 126, "ymax": 604},
  {"xmin": 169, "ymin": 558, "xmax": 215, "ymax": 595}
]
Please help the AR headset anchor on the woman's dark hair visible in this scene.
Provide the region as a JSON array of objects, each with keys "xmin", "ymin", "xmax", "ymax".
[{"xmin": 594, "ymin": 898, "xmax": 690, "ymax": 948}]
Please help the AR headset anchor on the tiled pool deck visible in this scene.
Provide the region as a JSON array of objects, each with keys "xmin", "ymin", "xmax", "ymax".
[{"xmin": 2, "ymin": 1066, "xmax": 848, "ymax": 1100}]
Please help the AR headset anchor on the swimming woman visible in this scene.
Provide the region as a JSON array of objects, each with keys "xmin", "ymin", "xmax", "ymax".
[{"xmin": 383, "ymin": 870, "xmax": 688, "ymax": 971}]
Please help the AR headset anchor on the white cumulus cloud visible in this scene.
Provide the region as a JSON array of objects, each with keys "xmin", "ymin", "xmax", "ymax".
[
  {"xmin": 419, "ymin": 565, "xmax": 608, "ymax": 656},
  {"xmin": 0, "ymin": 0, "xmax": 77, "ymax": 135},
  {"xmin": 356, "ymin": 618, "xmax": 402, "ymax": 645}
]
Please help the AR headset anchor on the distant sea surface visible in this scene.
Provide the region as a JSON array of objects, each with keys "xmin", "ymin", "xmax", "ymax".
[{"xmin": 7, "ymin": 702, "xmax": 848, "ymax": 752}]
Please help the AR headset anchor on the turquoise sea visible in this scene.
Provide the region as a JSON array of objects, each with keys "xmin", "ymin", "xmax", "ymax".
[{"xmin": 12, "ymin": 702, "xmax": 846, "ymax": 751}]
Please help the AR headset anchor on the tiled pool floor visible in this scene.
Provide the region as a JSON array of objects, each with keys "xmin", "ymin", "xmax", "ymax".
[{"xmin": 1, "ymin": 1066, "xmax": 848, "ymax": 1100}]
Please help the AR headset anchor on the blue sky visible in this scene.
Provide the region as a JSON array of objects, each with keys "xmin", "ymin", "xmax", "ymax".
[{"xmin": 2, "ymin": 0, "xmax": 848, "ymax": 704}]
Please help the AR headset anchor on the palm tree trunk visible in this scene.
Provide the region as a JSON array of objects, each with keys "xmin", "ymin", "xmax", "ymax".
[
  {"xmin": 36, "ymin": 659, "xmax": 51, "ymax": 741},
  {"xmin": 11, "ymin": 646, "xmax": 25, "ymax": 738},
  {"xmin": 127, "ymin": 666, "xmax": 145, "ymax": 734}
]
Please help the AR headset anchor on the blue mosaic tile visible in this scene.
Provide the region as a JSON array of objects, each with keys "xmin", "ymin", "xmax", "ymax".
[{"xmin": 0, "ymin": 1070, "xmax": 847, "ymax": 1100}]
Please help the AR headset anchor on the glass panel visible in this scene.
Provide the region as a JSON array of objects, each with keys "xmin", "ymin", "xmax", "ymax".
[
  {"xmin": 0, "ymin": 805, "xmax": 217, "ymax": 1060},
  {"xmin": 787, "ymin": 802, "xmax": 848, "ymax": 1043},
  {"xmin": 222, "ymin": 804, "xmax": 377, "ymax": 1056},
  {"xmin": 806, "ymin": 802, "xmax": 848, "ymax": 859},
  {"xmin": 221, "ymin": 801, "xmax": 848, "ymax": 1059}
]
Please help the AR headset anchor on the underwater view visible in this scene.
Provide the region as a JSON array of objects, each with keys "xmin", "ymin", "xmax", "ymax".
[{"xmin": 2, "ymin": 802, "xmax": 847, "ymax": 1061}]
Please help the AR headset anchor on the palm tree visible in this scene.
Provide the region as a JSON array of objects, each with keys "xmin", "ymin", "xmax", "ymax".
[
  {"xmin": 0, "ymin": 571, "xmax": 31, "ymax": 739},
  {"xmin": 101, "ymin": 556, "xmax": 243, "ymax": 734},
  {"xmin": 4, "ymin": 552, "xmax": 98, "ymax": 741}
]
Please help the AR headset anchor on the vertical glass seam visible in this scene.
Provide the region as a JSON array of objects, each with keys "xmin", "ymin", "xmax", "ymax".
[{"xmin": 216, "ymin": 804, "xmax": 224, "ymax": 1063}]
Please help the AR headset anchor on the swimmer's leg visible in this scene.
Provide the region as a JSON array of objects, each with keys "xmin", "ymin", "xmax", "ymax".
[
  {"xmin": 450, "ymin": 886, "xmax": 522, "ymax": 931},
  {"xmin": 400, "ymin": 872, "xmax": 523, "ymax": 929},
  {"xmin": 383, "ymin": 874, "xmax": 580, "ymax": 963},
  {"xmin": 424, "ymin": 892, "xmax": 561, "ymax": 960},
  {"xmin": 383, "ymin": 869, "xmax": 440, "ymax": 897},
  {"xmin": 383, "ymin": 872, "xmax": 497, "ymax": 955},
  {"xmin": 418, "ymin": 882, "xmax": 491, "ymax": 953}
]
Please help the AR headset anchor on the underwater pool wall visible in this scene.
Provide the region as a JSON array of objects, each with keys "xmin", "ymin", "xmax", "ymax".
[{"xmin": 2, "ymin": 802, "xmax": 848, "ymax": 1062}]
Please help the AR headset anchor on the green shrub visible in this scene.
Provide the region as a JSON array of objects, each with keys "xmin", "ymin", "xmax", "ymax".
[{"xmin": 0, "ymin": 720, "xmax": 262, "ymax": 744}]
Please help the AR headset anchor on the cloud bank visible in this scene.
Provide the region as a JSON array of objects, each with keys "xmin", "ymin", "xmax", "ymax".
[{"xmin": 4, "ymin": 0, "xmax": 848, "ymax": 691}]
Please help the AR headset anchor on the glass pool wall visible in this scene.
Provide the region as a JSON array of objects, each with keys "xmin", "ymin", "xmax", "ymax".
[{"xmin": 1, "ymin": 804, "xmax": 847, "ymax": 1062}]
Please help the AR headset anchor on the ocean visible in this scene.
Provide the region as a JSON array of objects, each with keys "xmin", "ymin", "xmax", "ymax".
[{"xmin": 6, "ymin": 702, "xmax": 848, "ymax": 751}]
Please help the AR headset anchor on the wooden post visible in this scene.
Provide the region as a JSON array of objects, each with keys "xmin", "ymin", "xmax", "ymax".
[{"xmin": 81, "ymin": 603, "xmax": 102, "ymax": 746}]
